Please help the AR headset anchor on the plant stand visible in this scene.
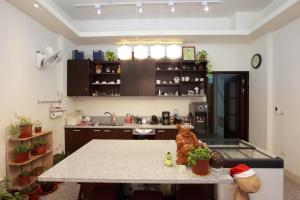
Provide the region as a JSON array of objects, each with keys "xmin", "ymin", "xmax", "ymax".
[{"xmin": 6, "ymin": 131, "xmax": 53, "ymax": 190}]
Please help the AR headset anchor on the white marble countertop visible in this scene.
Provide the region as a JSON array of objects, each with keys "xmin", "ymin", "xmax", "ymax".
[
  {"xmin": 65, "ymin": 123, "xmax": 194, "ymax": 129},
  {"xmin": 39, "ymin": 140, "xmax": 232, "ymax": 184}
]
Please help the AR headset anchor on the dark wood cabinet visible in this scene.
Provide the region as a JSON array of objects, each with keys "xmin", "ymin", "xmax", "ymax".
[
  {"xmin": 155, "ymin": 129, "xmax": 178, "ymax": 140},
  {"xmin": 65, "ymin": 128, "xmax": 92, "ymax": 155},
  {"xmin": 120, "ymin": 60, "xmax": 155, "ymax": 96},
  {"xmin": 65, "ymin": 128, "xmax": 133, "ymax": 155},
  {"xmin": 67, "ymin": 60, "xmax": 92, "ymax": 96}
]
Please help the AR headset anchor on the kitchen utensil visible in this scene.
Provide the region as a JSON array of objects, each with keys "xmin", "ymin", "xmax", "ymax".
[
  {"xmin": 185, "ymin": 76, "xmax": 190, "ymax": 81},
  {"xmin": 169, "ymin": 81, "xmax": 173, "ymax": 84},
  {"xmin": 156, "ymin": 80, "xmax": 161, "ymax": 84},
  {"xmin": 142, "ymin": 118, "xmax": 147, "ymax": 124},
  {"xmin": 174, "ymin": 77, "xmax": 180, "ymax": 84},
  {"xmin": 174, "ymin": 67, "xmax": 179, "ymax": 70},
  {"xmin": 163, "ymin": 81, "xmax": 167, "ymax": 84},
  {"xmin": 167, "ymin": 66, "xmax": 173, "ymax": 70},
  {"xmin": 150, "ymin": 115, "xmax": 158, "ymax": 124},
  {"xmin": 105, "ymin": 68, "xmax": 111, "ymax": 73},
  {"xmin": 162, "ymin": 111, "xmax": 170, "ymax": 125},
  {"xmin": 195, "ymin": 78, "xmax": 200, "ymax": 82},
  {"xmin": 181, "ymin": 77, "xmax": 185, "ymax": 81},
  {"xmin": 194, "ymin": 87, "xmax": 199, "ymax": 94},
  {"xmin": 156, "ymin": 67, "xmax": 161, "ymax": 70}
]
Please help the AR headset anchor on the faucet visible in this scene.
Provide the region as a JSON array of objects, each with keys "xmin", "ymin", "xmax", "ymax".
[{"xmin": 104, "ymin": 112, "xmax": 116, "ymax": 125}]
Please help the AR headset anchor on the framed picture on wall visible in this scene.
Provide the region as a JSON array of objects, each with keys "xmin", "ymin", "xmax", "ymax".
[{"xmin": 182, "ymin": 46, "xmax": 196, "ymax": 61}]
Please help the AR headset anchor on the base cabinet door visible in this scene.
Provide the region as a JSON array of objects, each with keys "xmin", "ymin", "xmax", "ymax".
[
  {"xmin": 65, "ymin": 128, "xmax": 90, "ymax": 155},
  {"xmin": 155, "ymin": 129, "xmax": 178, "ymax": 140}
]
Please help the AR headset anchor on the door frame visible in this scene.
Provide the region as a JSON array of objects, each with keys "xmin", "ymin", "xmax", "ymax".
[{"xmin": 209, "ymin": 71, "xmax": 249, "ymax": 141}]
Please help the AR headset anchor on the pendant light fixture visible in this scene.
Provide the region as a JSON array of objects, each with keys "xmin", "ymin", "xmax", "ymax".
[
  {"xmin": 150, "ymin": 44, "xmax": 165, "ymax": 59},
  {"xmin": 166, "ymin": 44, "xmax": 181, "ymax": 59},
  {"xmin": 117, "ymin": 45, "xmax": 132, "ymax": 60},
  {"xmin": 134, "ymin": 45, "xmax": 148, "ymax": 59}
]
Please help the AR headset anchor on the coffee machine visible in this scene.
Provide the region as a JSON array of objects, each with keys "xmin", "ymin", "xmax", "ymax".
[
  {"xmin": 161, "ymin": 111, "xmax": 170, "ymax": 125},
  {"xmin": 189, "ymin": 102, "xmax": 208, "ymax": 135}
]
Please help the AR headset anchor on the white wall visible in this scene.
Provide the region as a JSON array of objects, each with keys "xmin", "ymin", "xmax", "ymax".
[
  {"xmin": 0, "ymin": 1, "xmax": 74, "ymax": 177},
  {"xmin": 75, "ymin": 43, "xmax": 249, "ymax": 117},
  {"xmin": 272, "ymin": 17, "xmax": 300, "ymax": 178},
  {"xmin": 248, "ymin": 34, "xmax": 270, "ymax": 150}
]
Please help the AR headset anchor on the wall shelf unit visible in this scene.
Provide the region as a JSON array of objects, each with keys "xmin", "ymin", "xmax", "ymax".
[{"xmin": 6, "ymin": 131, "xmax": 53, "ymax": 190}]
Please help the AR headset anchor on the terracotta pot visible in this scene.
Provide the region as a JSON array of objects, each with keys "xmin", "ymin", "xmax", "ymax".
[
  {"xmin": 18, "ymin": 176, "xmax": 31, "ymax": 186},
  {"xmin": 35, "ymin": 145, "xmax": 47, "ymax": 155},
  {"xmin": 15, "ymin": 152, "xmax": 30, "ymax": 163},
  {"xmin": 19, "ymin": 126, "xmax": 32, "ymax": 138},
  {"xmin": 192, "ymin": 159, "xmax": 209, "ymax": 176},
  {"xmin": 34, "ymin": 127, "xmax": 42, "ymax": 134},
  {"xmin": 25, "ymin": 185, "xmax": 41, "ymax": 200}
]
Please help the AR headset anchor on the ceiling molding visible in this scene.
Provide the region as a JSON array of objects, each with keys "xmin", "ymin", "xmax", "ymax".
[{"xmin": 7, "ymin": 0, "xmax": 300, "ymax": 44}]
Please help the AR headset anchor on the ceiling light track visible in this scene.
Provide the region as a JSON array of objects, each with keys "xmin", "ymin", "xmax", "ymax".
[{"xmin": 73, "ymin": 0, "xmax": 223, "ymax": 8}]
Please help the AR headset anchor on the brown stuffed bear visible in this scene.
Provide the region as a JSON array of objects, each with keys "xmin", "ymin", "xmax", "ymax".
[
  {"xmin": 230, "ymin": 164, "xmax": 261, "ymax": 200},
  {"xmin": 176, "ymin": 125, "xmax": 206, "ymax": 165}
]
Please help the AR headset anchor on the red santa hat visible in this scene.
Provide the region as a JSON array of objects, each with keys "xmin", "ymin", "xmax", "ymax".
[{"xmin": 230, "ymin": 164, "xmax": 256, "ymax": 179}]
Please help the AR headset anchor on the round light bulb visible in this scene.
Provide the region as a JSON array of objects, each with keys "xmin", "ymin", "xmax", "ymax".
[
  {"xmin": 204, "ymin": 5, "xmax": 209, "ymax": 12},
  {"xmin": 118, "ymin": 45, "xmax": 132, "ymax": 60},
  {"xmin": 166, "ymin": 45, "xmax": 182, "ymax": 59},
  {"xmin": 171, "ymin": 6, "xmax": 175, "ymax": 13},
  {"xmin": 134, "ymin": 45, "xmax": 148, "ymax": 59},
  {"xmin": 150, "ymin": 45, "xmax": 165, "ymax": 59}
]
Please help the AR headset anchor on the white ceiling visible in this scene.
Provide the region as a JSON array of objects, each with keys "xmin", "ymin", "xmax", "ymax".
[{"xmin": 53, "ymin": 0, "xmax": 274, "ymax": 20}]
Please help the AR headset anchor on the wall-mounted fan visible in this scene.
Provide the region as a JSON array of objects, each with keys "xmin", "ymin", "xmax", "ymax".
[{"xmin": 36, "ymin": 47, "xmax": 66, "ymax": 69}]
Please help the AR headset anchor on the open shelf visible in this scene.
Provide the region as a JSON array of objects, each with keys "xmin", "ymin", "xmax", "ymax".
[
  {"xmin": 8, "ymin": 150, "xmax": 52, "ymax": 166},
  {"xmin": 8, "ymin": 131, "xmax": 52, "ymax": 142},
  {"xmin": 156, "ymin": 84, "xmax": 180, "ymax": 86},
  {"xmin": 11, "ymin": 176, "xmax": 38, "ymax": 190}
]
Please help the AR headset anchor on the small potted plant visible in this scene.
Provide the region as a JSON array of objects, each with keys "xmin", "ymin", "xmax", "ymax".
[
  {"xmin": 14, "ymin": 114, "xmax": 33, "ymax": 138},
  {"xmin": 187, "ymin": 147, "xmax": 211, "ymax": 176},
  {"xmin": 33, "ymin": 121, "xmax": 42, "ymax": 134},
  {"xmin": 196, "ymin": 50, "xmax": 208, "ymax": 61},
  {"xmin": 105, "ymin": 51, "xmax": 116, "ymax": 62},
  {"xmin": 32, "ymin": 138, "xmax": 47, "ymax": 155},
  {"xmin": 21, "ymin": 183, "xmax": 41, "ymax": 200},
  {"xmin": 0, "ymin": 177, "xmax": 29, "ymax": 200},
  {"xmin": 18, "ymin": 171, "xmax": 31, "ymax": 186},
  {"xmin": 15, "ymin": 144, "xmax": 31, "ymax": 163},
  {"xmin": 7, "ymin": 123, "xmax": 20, "ymax": 138}
]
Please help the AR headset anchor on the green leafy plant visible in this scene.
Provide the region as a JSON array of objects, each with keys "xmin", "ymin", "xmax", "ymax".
[
  {"xmin": 105, "ymin": 51, "xmax": 116, "ymax": 62},
  {"xmin": 14, "ymin": 114, "xmax": 33, "ymax": 127},
  {"xmin": 0, "ymin": 177, "xmax": 28, "ymax": 200},
  {"xmin": 19, "ymin": 171, "xmax": 30, "ymax": 177},
  {"xmin": 33, "ymin": 120, "xmax": 42, "ymax": 128},
  {"xmin": 187, "ymin": 147, "xmax": 211, "ymax": 166},
  {"xmin": 33, "ymin": 138, "xmax": 46, "ymax": 148},
  {"xmin": 15, "ymin": 144, "xmax": 31, "ymax": 153},
  {"xmin": 196, "ymin": 50, "xmax": 208, "ymax": 63},
  {"xmin": 20, "ymin": 183, "xmax": 39, "ymax": 194},
  {"xmin": 206, "ymin": 61, "xmax": 213, "ymax": 77},
  {"xmin": 6, "ymin": 124, "xmax": 20, "ymax": 137}
]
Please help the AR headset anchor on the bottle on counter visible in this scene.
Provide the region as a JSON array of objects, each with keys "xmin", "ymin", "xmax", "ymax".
[{"xmin": 125, "ymin": 114, "xmax": 132, "ymax": 124}]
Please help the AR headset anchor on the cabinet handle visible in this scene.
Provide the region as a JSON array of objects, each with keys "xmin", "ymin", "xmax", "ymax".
[
  {"xmin": 93, "ymin": 130, "xmax": 101, "ymax": 132},
  {"xmin": 157, "ymin": 130, "xmax": 165, "ymax": 133},
  {"xmin": 73, "ymin": 130, "xmax": 81, "ymax": 132},
  {"xmin": 123, "ymin": 130, "xmax": 131, "ymax": 133},
  {"xmin": 103, "ymin": 130, "xmax": 112, "ymax": 133}
]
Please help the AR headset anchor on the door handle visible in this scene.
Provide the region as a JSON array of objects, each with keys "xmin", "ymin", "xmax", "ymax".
[
  {"xmin": 103, "ymin": 130, "xmax": 112, "ymax": 133},
  {"xmin": 72, "ymin": 130, "xmax": 81, "ymax": 132},
  {"xmin": 157, "ymin": 130, "xmax": 165, "ymax": 133},
  {"xmin": 93, "ymin": 130, "xmax": 101, "ymax": 132},
  {"xmin": 123, "ymin": 130, "xmax": 131, "ymax": 133}
]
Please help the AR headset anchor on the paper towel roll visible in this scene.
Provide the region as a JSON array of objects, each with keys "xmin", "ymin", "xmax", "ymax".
[{"xmin": 50, "ymin": 112, "xmax": 63, "ymax": 119}]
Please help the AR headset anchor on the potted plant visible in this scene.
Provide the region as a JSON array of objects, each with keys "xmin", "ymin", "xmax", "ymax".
[
  {"xmin": 15, "ymin": 144, "xmax": 31, "ymax": 163},
  {"xmin": 196, "ymin": 50, "xmax": 208, "ymax": 61},
  {"xmin": 32, "ymin": 138, "xmax": 47, "ymax": 155},
  {"xmin": 7, "ymin": 114, "xmax": 33, "ymax": 139},
  {"xmin": 0, "ymin": 177, "xmax": 29, "ymax": 200},
  {"xmin": 6, "ymin": 123, "xmax": 20, "ymax": 138},
  {"xmin": 187, "ymin": 147, "xmax": 211, "ymax": 175},
  {"xmin": 105, "ymin": 51, "xmax": 116, "ymax": 62},
  {"xmin": 20, "ymin": 183, "xmax": 41, "ymax": 200},
  {"xmin": 17, "ymin": 171, "xmax": 31, "ymax": 186},
  {"xmin": 33, "ymin": 121, "xmax": 42, "ymax": 134}
]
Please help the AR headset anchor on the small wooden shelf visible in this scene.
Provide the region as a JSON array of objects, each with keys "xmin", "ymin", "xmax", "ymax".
[
  {"xmin": 11, "ymin": 176, "xmax": 38, "ymax": 190},
  {"xmin": 8, "ymin": 131, "xmax": 52, "ymax": 142},
  {"xmin": 8, "ymin": 150, "xmax": 52, "ymax": 166},
  {"xmin": 93, "ymin": 73, "xmax": 120, "ymax": 75},
  {"xmin": 156, "ymin": 84, "xmax": 180, "ymax": 86}
]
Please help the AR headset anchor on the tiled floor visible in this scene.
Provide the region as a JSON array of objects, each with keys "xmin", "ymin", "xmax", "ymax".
[{"xmin": 40, "ymin": 176, "xmax": 300, "ymax": 200}]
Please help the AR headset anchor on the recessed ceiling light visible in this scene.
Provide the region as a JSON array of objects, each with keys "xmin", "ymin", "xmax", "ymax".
[
  {"xmin": 202, "ymin": 1, "xmax": 209, "ymax": 12},
  {"xmin": 138, "ymin": 7, "xmax": 143, "ymax": 13},
  {"xmin": 33, "ymin": 3, "xmax": 39, "ymax": 8},
  {"xmin": 97, "ymin": 8, "xmax": 101, "ymax": 15},
  {"xmin": 137, "ymin": 2, "xmax": 143, "ymax": 13},
  {"xmin": 168, "ymin": 2, "xmax": 175, "ymax": 13}
]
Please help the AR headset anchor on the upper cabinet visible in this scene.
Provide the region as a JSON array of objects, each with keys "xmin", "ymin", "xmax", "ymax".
[
  {"xmin": 67, "ymin": 59, "xmax": 207, "ymax": 97},
  {"xmin": 67, "ymin": 60, "xmax": 92, "ymax": 96},
  {"xmin": 120, "ymin": 60, "xmax": 155, "ymax": 96}
]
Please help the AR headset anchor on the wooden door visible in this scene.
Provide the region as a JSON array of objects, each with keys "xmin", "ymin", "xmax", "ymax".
[
  {"xmin": 65, "ymin": 128, "xmax": 90, "ymax": 155},
  {"xmin": 136, "ymin": 60, "xmax": 156, "ymax": 96},
  {"xmin": 67, "ymin": 60, "xmax": 92, "ymax": 96},
  {"xmin": 120, "ymin": 61, "xmax": 138, "ymax": 96}
]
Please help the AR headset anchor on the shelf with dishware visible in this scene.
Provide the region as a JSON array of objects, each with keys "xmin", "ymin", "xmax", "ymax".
[
  {"xmin": 155, "ymin": 59, "xmax": 208, "ymax": 97},
  {"xmin": 92, "ymin": 61, "xmax": 121, "ymax": 96}
]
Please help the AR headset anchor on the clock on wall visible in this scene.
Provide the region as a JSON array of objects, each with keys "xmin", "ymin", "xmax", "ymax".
[{"xmin": 251, "ymin": 54, "xmax": 262, "ymax": 69}]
